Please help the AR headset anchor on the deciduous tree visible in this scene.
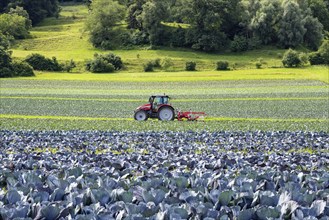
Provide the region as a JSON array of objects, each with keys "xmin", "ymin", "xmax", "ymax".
[
  {"xmin": 184, "ymin": 0, "xmax": 227, "ymax": 51},
  {"xmin": 0, "ymin": 34, "xmax": 12, "ymax": 70},
  {"xmin": 8, "ymin": 6, "xmax": 32, "ymax": 31},
  {"xmin": 85, "ymin": 0, "xmax": 126, "ymax": 49},
  {"xmin": 308, "ymin": 0, "xmax": 329, "ymax": 31},
  {"xmin": 278, "ymin": 0, "xmax": 306, "ymax": 48},
  {"xmin": 0, "ymin": 13, "xmax": 30, "ymax": 39},
  {"xmin": 2, "ymin": 0, "xmax": 60, "ymax": 24},
  {"xmin": 139, "ymin": 0, "xmax": 168, "ymax": 46},
  {"xmin": 303, "ymin": 15, "xmax": 323, "ymax": 50},
  {"xmin": 250, "ymin": 0, "xmax": 281, "ymax": 45},
  {"xmin": 126, "ymin": 0, "xmax": 145, "ymax": 30}
]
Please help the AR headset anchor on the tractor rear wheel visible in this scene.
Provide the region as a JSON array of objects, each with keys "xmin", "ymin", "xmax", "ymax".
[
  {"xmin": 134, "ymin": 110, "xmax": 148, "ymax": 121},
  {"xmin": 158, "ymin": 107, "xmax": 174, "ymax": 121}
]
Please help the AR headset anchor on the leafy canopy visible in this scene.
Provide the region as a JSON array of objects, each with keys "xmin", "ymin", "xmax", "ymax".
[{"xmin": 85, "ymin": 0, "xmax": 126, "ymax": 49}]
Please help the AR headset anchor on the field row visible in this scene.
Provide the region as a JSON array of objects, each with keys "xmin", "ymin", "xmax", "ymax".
[
  {"xmin": 1, "ymin": 79, "xmax": 325, "ymax": 88},
  {"xmin": 1, "ymin": 79, "xmax": 328, "ymax": 100},
  {"xmin": 1, "ymin": 98, "xmax": 328, "ymax": 119},
  {"xmin": 1, "ymin": 87, "xmax": 328, "ymax": 97},
  {"xmin": 1, "ymin": 96, "xmax": 327, "ymax": 102},
  {"xmin": 1, "ymin": 118, "xmax": 328, "ymax": 132},
  {"xmin": 1, "ymin": 131, "xmax": 328, "ymax": 219}
]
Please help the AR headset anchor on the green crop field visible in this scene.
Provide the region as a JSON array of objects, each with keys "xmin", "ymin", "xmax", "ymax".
[
  {"xmin": 1, "ymin": 3, "xmax": 329, "ymax": 132},
  {"xmin": 1, "ymin": 77, "xmax": 328, "ymax": 131}
]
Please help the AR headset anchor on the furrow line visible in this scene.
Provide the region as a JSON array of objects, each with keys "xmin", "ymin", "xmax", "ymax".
[
  {"xmin": 0, "ymin": 96, "xmax": 328, "ymax": 102},
  {"xmin": 1, "ymin": 114, "xmax": 327, "ymax": 123}
]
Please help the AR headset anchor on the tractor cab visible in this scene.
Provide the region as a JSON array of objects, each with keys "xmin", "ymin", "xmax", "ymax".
[{"xmin": 149, "ymin": 95, "xmax": 169, "ymax": 111}]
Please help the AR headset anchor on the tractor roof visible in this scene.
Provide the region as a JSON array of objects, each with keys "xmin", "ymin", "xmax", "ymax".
[{"xmin": 150, "ymin": 95, "xmax": 170, "ymax": 98}]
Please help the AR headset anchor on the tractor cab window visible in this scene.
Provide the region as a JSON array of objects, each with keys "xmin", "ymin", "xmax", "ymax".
[
  {"xmin": 154, "ymin": 97, "xmax": 162, "ymax": 104},
  {"xmin": 162, "ymin": 97, "xmax": 168, "ymax": 104},
  {"xmin": 154, "ymin": 96, "xmax": 168, "ymax": 105}
]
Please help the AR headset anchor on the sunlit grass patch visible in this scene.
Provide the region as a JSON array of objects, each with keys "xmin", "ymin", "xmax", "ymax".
[{"xmin": 2, "ymin": 67, "xmax": 328, "ymax": 83}]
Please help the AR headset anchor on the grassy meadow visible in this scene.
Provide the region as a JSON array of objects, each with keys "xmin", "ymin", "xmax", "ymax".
[{"xmin": 1, "ymin": 3, "xmax": 328, "ymax": 131}]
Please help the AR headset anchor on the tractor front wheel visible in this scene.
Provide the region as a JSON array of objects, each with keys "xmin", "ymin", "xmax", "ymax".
[
  {"xmin": 158, "ymin": 107, "xmax": 175, "ymax": 121},
  {"xmin": 134, "ymin": 110, "xmax": 148, "ymax": 121}
]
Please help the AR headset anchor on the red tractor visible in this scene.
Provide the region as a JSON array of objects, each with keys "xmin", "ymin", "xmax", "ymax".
[{"xmin": 134, "ymin": 95, "xmax": 206, "ymax": 121}]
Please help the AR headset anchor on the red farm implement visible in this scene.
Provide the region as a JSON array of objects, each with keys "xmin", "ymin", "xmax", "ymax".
[
  {"xmin": 134, "ymin": 95, "xmax": 206, "ymax": 121},
  {"xmin": 176, "ymin": 111, "xmax": 206, "ymax": 121}
]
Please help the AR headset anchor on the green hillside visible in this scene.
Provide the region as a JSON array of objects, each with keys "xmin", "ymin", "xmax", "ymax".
[
  {"xmin": 7, "ymin": 4, "xmax": 327, "ymax": 81},
  {"xmin": 5, "ymin": 5, "xmax": 307, "ymax": 71}
]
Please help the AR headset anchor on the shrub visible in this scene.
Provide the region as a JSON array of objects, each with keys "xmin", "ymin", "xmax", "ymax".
[
  {"xmin": 232, "ymin": 62, "xmax": 239, "ymax": 69},
  {"xmin": 101, "ymin": 53, "xmax": 123, "ymax": 70},
  {"xmin": 216, "ymin": 61, "xmax": 229, "ymax": 70},
  {"xmin": 185, "ymin": 61, "xmax": 196, "ymax": 71},
  {"xmin": 143, "ymin": 61, "xmax": 154, "ymax": 72},
  {"xmin": 299, "ymin": 53, "xmax": 309, "ymax": 66},
  {"xmin": 256, "ymin": 58, "xmax": 267, "ymax": 69},
  {"xmin": 309, "ymin": 52, "xmax": 325, "ymax": 65},
  {"xmin": 161, "ymin": 58, "xmax": 174, "ymax": 71},
  {"xmin": 282, "ymin": 49, "xmax": 302, "ymax": 67},
  {"xmin": 12, "ymin": 61, "xmax": 34, "ymax": 76},
  {"xmin": 309, "ymin": 40, "xmax": 329, "ymax": 65},
  {"xmin": 0, "ymin": 62, "xmax": 34, "ymax": 78},
  {"xmin": 49, "ymin": 57, "xmax": 62, "ymax": 71},
  {"xmin": 86, "ymin": 58, "xmax": 115, "ymax": 73},
  {"xmin": 85, "ymin": 53, "xmax": 123, "ymax": 73},
  {"xmin": 0, "ymin": 34, "xmax": 35, "ymax": 78},
  {"xmin": 230, "ymin": 35, "xmax": 249, "ymax": 52},
  {"xmin": 151, "ymin": 58, "xmax": 161, "ymax": 68},
  {"xmin": 62, "ymin": 59, "xmax": 76, "ymax": 73},
  {"xmin": 142, "ymin": 58, "xmax": 163, "ymax": 72},
  {"xmin": 255, "ymin": 62, "xmax": 262, "ymax": 69},
  {"xmin": 318, "ymin": 41, "xmax": 329, "ymax": 64},
  {"xmin": 0, "ymin": 67, "xmax": 13, "ymax": 78},
  {"xmin": 0, "ymin": 48, "xmax": 12, "ymax": 69},
  {"xmin": 25, "ymin": 53, "xmax": 62, "ymax": 71}
]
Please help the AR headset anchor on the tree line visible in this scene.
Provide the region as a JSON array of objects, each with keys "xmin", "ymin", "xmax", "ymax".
[
  {"xmin": 0, "ymin": 0, "xmax": 328, "ymax": 52},
  {"xmin": 86, "ymin": 0, "xmax": 329, "ymax": 52},
  {"xmin": 0, "ymin": 0, "xmax": 60, "ymax": 25}
]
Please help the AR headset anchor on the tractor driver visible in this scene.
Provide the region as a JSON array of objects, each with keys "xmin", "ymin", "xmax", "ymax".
[
  {"xmin": 149, "ymin": 96, "xmax": 154, "ymax": 104},
  {"xmin": 150, "ymin": 96, "xmax": 168, "ymax": 111},
  {"xmin": 149, "ymin": 96, "xmax": 156, "ymax": 110},
  {"xmin": 153, "ymin": 96, "xmax": 162, "ymax": 110}
]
